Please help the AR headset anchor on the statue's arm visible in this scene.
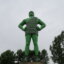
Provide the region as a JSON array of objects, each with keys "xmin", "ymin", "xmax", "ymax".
[
  {"xmin": 38, "ymin": 19, "xmax": 46, "ymax": 31},
  {"xmin": 18, "ymin": 19, "xmax": 26, "ymax": 31}
]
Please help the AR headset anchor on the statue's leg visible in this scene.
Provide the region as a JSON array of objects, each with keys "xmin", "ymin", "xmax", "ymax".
[
  {"xmin": 25, "ymin": 34, "xmax": 31, "ymax": 56},
  {"xmin": 32, "ymin": 34, "xmax": 39, "ymax": 56}
]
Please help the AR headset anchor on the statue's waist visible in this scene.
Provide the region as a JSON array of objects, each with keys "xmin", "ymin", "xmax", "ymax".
[{"xmin": 25, "ymin": 28, "xmax": 38, "ymax": 34}]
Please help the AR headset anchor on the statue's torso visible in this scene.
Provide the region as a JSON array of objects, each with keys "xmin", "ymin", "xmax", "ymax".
[{"xmin": 25, "ymin": 17, "xmax": 38, "ymax": 34}]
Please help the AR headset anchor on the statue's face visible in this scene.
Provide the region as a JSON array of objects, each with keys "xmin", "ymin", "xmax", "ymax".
[{"xmin": 29, "ymin": 11, "xmax": 34, "ymax": 17}]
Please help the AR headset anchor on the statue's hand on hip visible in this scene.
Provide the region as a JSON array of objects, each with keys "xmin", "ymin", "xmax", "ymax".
[
  {"xmin": 36, "ymin": 26, "xmax": 41, "ymax": 31},
  {"xmin": 23, "ymin": 27, "xmax": 27, "ymax": 31}
]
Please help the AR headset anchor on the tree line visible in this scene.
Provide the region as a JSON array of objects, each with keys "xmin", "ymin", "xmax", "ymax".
[{"xmin": 0, "ymin": 49, "xmax": 49, "ymax": 64}]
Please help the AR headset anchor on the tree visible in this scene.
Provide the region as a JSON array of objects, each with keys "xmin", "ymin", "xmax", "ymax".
[
  {"xmin": 41, "ymin": 49, "xmax": 49, "ymax": 64},
  {"xmin": 0, "ymin": 56, "xmax": 1, "ymax": 64},
  {"xmin": 0, "ymin": 50, "xmax": 15, "ymax": 64},
  {"xmin": 16, "ymin": 49, "xmax": 23, "ymax": 62},
  {"xmin": 50, "ymin": 31, "xmax": 64, "ymax": 64}
]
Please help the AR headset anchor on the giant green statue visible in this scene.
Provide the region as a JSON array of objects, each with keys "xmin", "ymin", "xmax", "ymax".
[{"xmin": 18, "ymin": 11, "xmax": 46, "ymax": 56}]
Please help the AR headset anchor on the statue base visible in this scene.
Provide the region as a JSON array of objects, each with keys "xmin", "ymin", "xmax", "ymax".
[{"xmin": 19, "ymin": 62, "xmax": 44, "ymax": 64}]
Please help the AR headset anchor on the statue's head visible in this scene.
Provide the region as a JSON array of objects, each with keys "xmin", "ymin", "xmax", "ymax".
[{"xmin": 29, "ymin": 11, "xmax": 34, "ymax": 17}]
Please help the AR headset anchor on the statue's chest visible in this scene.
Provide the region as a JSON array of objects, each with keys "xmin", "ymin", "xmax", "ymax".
[
  {"xmin": 25, "ymin": 18, "xmax": 38, "ymax": 34},
  {"xmin": 26, "ymin": 18, "xmax": 38, "ymax": 28}
]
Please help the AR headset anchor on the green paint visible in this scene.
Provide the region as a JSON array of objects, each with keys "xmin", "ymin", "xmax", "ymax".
[{"xmin": 18, "ymin": 11, "xmax": 46, "ymax": 56}]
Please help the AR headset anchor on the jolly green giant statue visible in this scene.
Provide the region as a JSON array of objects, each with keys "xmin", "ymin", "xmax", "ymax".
[{"xmin": 18, "ymin": 11, "xmax": 46, "ymax": 56}]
